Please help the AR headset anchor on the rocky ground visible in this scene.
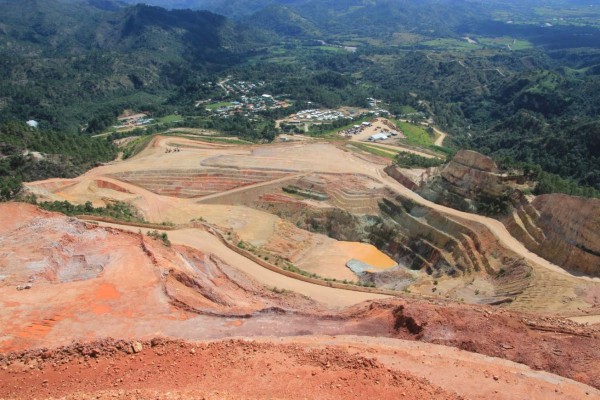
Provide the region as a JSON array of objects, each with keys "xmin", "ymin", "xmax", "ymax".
[
  {"xmin": 0, "ymin": 338, "xmax": 460, "ymax": 400},
  {"xmin": 0, "ymin": 336, "xmax": 598, "ymax": 400}
]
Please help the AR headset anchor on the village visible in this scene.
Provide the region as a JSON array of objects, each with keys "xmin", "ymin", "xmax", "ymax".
[
  {"xmin": 220, "ymin": 79, "xmax": 266, "ymax": 95},
  {"xmin": 206, "ymin": 93, "xmax": 292, "ymax": 118},
  {"xmin": 195, "ymin": 79, "xmax": 296, "ymax": 118}
]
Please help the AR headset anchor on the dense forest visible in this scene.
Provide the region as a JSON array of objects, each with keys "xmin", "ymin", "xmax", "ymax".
[{"xmin": 0, "ymin": 0, "xmax": 598, "ymax": 197}]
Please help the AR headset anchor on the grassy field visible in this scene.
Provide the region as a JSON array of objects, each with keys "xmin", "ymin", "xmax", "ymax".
[
  {"xmin": 316, "ymin": 46, "xmax": 344, "ymax": 52},
  {"xmin": 158, "ymin": 114, "xmax": 184, "ymax": 123},
  {"xmin": 394, "ymin": 121, "xmax": 435, "ymax": 147},
  {"xmin": 164, "ymin": 130, "xmax": 252, "ymax": 145},
  {"xmin": 419, "ymin": 36, "xmax": 532, "ymax": 52},
  {"xmin": 348, "ymin": 143, "xmax": 397, "ymax": 160},
  {"xmin": 477, "ymin": 37, "xmax": 533, "ymax": 50},
  {"xmin": 399, "ymin": 105, "xmax": 417, "ymax": 114},
  {"xmin": 184, "ymin": 136, "xmax": 251, "ymax": 145},
  {"xmin": 205, "ymin": 102, "xmax": 235, "ymax": 110},
  {"xmin": 122, "ymin": 135, "xmax": 154, "ymax": 159},
  {"xmin": 420, "ymin": 38, "xmax": 478, "ymax": 51}
]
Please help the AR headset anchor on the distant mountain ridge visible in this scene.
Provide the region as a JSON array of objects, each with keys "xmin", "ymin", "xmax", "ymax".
[
  {"xmin": 0, "ymin": 0, "xmax": 265, "ymax": 130},
  {"xmin": 116, "ymin": 0, "xmax": 490, "ymax": 38}
]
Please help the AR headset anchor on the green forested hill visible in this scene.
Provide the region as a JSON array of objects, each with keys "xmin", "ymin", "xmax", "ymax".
[
  {"xmin": 0, "ymin": 0, "xmax": 598, "ymax": 195},
  {"xmin": 241, "ymin": 4, "xmax": 320, "ymax": 38},
  {"xmin": 0, "ymin": 0, "xmax": 266, "ymax": 132},
  {"xmin": 358, "ymin": 49, "xmax": 600, "ymax": 189}
]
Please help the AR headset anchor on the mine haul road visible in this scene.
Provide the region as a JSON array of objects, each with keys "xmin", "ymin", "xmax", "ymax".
[
  {"xmin": 94, "ymin": 221, "xmax": 391, "ymax": 308},
  {"xmin": 432, "ymin": 126, "xmax": 447, "ymax": 146}
]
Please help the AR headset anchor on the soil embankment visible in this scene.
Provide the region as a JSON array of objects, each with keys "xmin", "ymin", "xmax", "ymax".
[{"xmin": 0, "ymin": 336, "xmax": 598, "ymax": 400}]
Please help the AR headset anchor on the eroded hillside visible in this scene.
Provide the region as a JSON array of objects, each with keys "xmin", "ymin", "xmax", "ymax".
[{"xmin": 413, "ymin": 149, "xmax": 600, "ymax": 277}]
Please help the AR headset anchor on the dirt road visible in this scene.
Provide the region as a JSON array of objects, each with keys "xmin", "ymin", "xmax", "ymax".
[
  {"xmin": 95, "ymin": 222, "xmax": 391, "ymax": 308},
  {"xmin": 432, "ymin": 126, "xmax": 447, "ymax": 146}
]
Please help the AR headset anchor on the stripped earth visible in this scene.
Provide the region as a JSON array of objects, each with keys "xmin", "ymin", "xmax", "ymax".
[{"xmin": 1, "ymin": 134, "xmax": 599, "ymax": 398}]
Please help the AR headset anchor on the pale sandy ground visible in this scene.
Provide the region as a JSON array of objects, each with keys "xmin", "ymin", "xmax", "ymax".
[
  {"xmin": 29, "ymin": 136, "xmax": 600, "ymax": 284},
  {"xmin": 432, "ymin": 126, "xmax": 447, "ymax": 146},
  {"xmin": 25, "ymin": 136, "xmax": 600, "ymax": 316},
  {"xmin": 295, "ymin": 240, "xmax": 396, "ymax": 282},
  {"xmin": 568, "ymin": 315, "xmax": 600, "ymax": 325}
]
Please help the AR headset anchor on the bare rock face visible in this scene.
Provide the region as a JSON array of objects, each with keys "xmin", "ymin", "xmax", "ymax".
[
  {"xmin": 452, "ymin": 150, "xmax": 499, "ymax": 173},
  {"xmin": 504, "ymin": 193, "xmax": 600, "ymax": 276},
  {"xmin": 418, "ymin": 150, "xmax": 513, "ymax": 215},
  {"xmin": 440, "ymin": 151, "xmax": 506, "ymax": 198},
  {"xmin": 404, "ymin": 150, "xmax": 600, "ymax": 277},
  {"xmin": 373, "ymin": 195, "xmax": 529, "ymax": 282}
]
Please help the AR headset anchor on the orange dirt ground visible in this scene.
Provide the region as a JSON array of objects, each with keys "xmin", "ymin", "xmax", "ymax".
[
  {"xmin": 0, "ymin": 336, "xmax": 598, "ymax": 400},
  {"xmin": 2, "ymin": 204, "xmax": 600, "ymax": 398}
]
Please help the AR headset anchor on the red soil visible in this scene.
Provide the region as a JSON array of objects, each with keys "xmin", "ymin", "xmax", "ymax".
[
  {"xmin": 2, "ymin": 203, "xmax": 600, "ymax": 398},
  {"xmin": 0, "ymin": 339, "xmax": 460, "ymax": 400}
]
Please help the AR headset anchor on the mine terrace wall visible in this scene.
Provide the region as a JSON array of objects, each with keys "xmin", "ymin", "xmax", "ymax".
[
  {"xmin": 503, "ymin": 193, "xmax": 600, "ymax": 277},
  {"xmin": 384, "ymin": 165, "xmax": 418, "ymax": 190}
]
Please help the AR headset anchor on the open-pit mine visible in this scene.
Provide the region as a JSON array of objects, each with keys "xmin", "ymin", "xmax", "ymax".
[{"xmin": 1, "ymin": 134, "xmax": 600, "ymax": 399}]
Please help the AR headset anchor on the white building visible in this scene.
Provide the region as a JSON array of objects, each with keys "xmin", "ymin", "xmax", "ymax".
[
  {"xmin": 26, "ymin": 120, "xmax": 39, "ymax": 128},
  {"xmin": 368, "ymin": 133, "xmax": 388, "ymax": 141}
]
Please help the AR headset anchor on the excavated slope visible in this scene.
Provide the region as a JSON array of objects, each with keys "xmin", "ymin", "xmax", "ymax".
[
  {"xmin": 414, "ymin": 150, "xmax": 600, "ymax": 277},
  {"xmin": 417, "ymin": 150, "xmax": 512, "ymax": 213},
  {"xmin": 505, "ymin": 193, "xmax": 600, "ymax": 276}
]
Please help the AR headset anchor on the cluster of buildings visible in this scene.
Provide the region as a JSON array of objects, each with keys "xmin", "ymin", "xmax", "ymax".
[
  {"xmin": 339, "ymin": 121, "xmax": 371, "ymax": 136},
  {"xmin": 291, "ymin": 109, "xmax": 347, "ymax": 122},
  {"xmin": 115, "ymin": 113, "xmax": 154, "ymax": 129},
  {"xmin": 366, "ymin": 98, "xmax": 392, "ymax": 116},
  {"xmin": 202, "ymin": 78, "xmax": 293, "ymax": 118},
  {"xmin": 221, "ymin": 80, "xmax": 265, "ymax": 96},
  {"xmin": 208, "ymin": 94, "xmax": 290, "ymax": 118}
]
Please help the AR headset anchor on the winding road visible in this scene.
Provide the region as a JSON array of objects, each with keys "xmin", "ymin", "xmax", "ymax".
[{"xmin": 432, "ymin": 126, "xmax": 447, "ymax": 146}]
